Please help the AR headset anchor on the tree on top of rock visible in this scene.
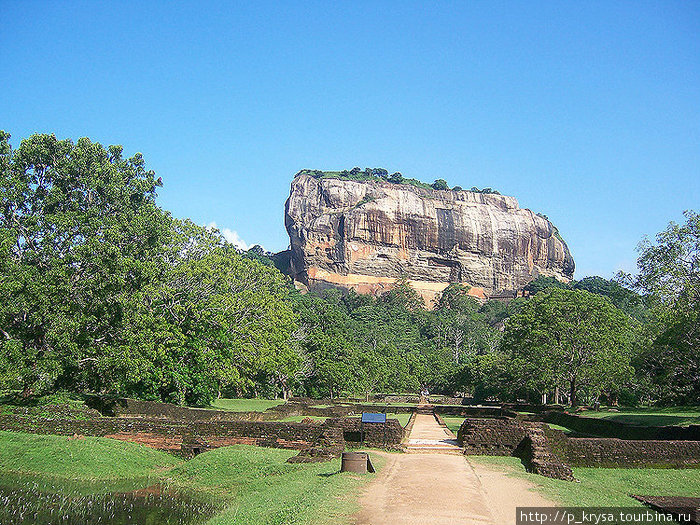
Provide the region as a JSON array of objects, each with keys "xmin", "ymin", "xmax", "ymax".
[{"xmin": 431, "ymin": 179, "xmax": 449, "ymax": 190}]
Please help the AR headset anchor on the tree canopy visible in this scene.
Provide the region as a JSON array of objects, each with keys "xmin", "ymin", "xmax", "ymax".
[
  {"xmin": 0, "ymin": 132, "xmax": 299, "ymax": 404},
  {"xmin": 501, "ymin": 288, "xmax": 636, "ymax": 405},
  {"xmin": 1, "ymin": 131, "xmax": 696, "ymax": 408},
  {"xmin": 622, "ymin": 210, "xmax": 700, "ymax": 404}
]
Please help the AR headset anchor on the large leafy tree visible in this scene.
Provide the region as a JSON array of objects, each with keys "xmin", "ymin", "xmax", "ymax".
[
  {"xmin": 109, "ymin": 220, "xmax": 300, "ymax": 404},
  {"xmin": 0, "ymin": 131, "xmax": 301, "ymax": 405},
  {"xmin": 501, "ymin": 288, "xmax": 635, "ymax": 405},
  {"xmin": 291, "ymin": 291, "xmax": 357, "ymax": 399},
  {"xmin": 623, "ymin": 210, "xmax": 700, "ymax": 404},
  {"xmin": 0, "ymin": 131, "xmax": 170, "ymax": 396}
]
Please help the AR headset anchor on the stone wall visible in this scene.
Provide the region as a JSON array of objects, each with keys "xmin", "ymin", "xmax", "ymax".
[
  {"xmin": 0, "ymin": 414, "xmax": 331, "ymax": 456},
  {"xmin": 542, "ymin": 411, "xmax": 700, "ymax": 440},
  {"xmin": 372, "ymin": 394, "xmax": 421, "ymax": 404},
  {"xmin": 323, "ymin": 417, "xmax": 405, "ymax": 450},
  {"xmin": 518, "ymin": 426, "xmax": 576, "ymax": 481},
  {"xmin": 556, "ymin": 437, "xmax": 700, "ymax": 468},
  {"xmin": 457, "ymin": 416, "xmax": 700, "ymax": 476},
  {"xmin": 86, "ymin": 396, "xmax": 387, "ymax": 421},
  {"xmin": 436, "ymin": 406, "xmax": 517, "ymax": 418},
  {"xmin": 457, "ymin": 418, "xmax": 527, "ymax": 455},
  {"xmin": 86, "ymin": 397, "xmax": 268, "ymax": 421},
  {"xmin": 1, "ymin": 409, "xmax": 405, "ymax": 455}
]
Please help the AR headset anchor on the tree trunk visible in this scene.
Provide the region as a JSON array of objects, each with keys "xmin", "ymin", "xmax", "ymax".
[
  {"xmin": 21, "ymin": 382, "xmax": 33, "ymax": 398},
  {"xmin": 569, "ymin": 379, "xmax": 577, "ymax": 407}
]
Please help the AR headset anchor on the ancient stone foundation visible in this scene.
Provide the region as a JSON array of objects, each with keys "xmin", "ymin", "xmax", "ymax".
[
  {"xmin": 0, "ymin": 398, "xmax": 406, "ymax": 459},
  {"xmin": 457, "ymin": 415, "xmax": 700, "ymax": 481}
]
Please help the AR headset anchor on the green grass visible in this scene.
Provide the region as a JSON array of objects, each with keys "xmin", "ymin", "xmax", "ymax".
[
  {"xmin": 393, "ymin": 413, "xmax": 412, "ymax": 427},
  {"xmin": 167, "ymin": 445, "xmax": 383, "ymax": 525},
  {"xmin": 209, "ymin": 398, "xmax": 285, "ymax": 412},
  {"xmin": 0, "ymin": 431, "xmax": 380, "ymax": 524},
  {"xmin": 441, "ymin": 416, "xmax": 464, "ymax": 435},
  {"xmin": 574, "ymin": 407, "xmax": 700, "ymax": 427},
  {"xmin": 0, "ymin": 431, "xmax": 181, "ymax": 481},
  {"xmin": 278, "ymin": 415, "xmax": 327, "ymax": 423},
  {"xmin": 469, "ymin": 456, "xmax": 700, "ymax": 506},
  {"xmin": 546, "ymin": 423, "xmax": 574, "ymax": 433}
]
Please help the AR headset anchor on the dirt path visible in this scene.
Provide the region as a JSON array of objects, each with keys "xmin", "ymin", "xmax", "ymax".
[
  {"xmin": 469, "ymin": 460, "xmax": 556, "ymax": 525},
  {"xmin": 354, "ymin": 411, "xmax": 555, "ymax": 525}
]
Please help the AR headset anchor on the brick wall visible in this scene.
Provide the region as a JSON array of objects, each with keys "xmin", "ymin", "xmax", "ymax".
[
  {"xmin": 322, "ymin": 417, "xmax": 405, "ymax": 449},
  {"xmin": 557, "ymin": 437, "xmax": 700, "ymax": 468},
  {"xmin": 435, "ymin": 406, "xmax": 518, "ymax": 418},
  {"xmin": 0, "ymin": 413, "xmax": 328, "ymax": 456},
  {"xmin": 541, "ymin": 411, "xmax": 700, "ymax": 440},
  {"xmin": 457, "ymin": 417, "xmax": 527, "ymax": 455}
]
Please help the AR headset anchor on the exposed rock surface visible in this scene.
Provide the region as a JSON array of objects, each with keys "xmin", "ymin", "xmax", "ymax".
[{"xmin": 283, "ymin": 174, "xmax": 574, "ymax": 304}]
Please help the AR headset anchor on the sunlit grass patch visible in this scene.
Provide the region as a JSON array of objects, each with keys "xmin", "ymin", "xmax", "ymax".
[
  {"xmin": 469, "ymin": 455, "xmax": 700, "ymax": 506},
  {"xmin": 209, "ymin": 398, "xmax": 285, "ymax": 412},
  {"xmin": 0, "ymin": 431, "xmax": 182, "ymax": 481}
]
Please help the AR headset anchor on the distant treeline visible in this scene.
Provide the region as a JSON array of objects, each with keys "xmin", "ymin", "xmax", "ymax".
[{"xmin": 296, "ymin": 167, "xmax": 500, "ymax": 194}]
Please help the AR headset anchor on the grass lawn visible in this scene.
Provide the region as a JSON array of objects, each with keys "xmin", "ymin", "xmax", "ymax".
[
  {"xmin": 469, "ymin": 456, "xmax": 700, "ymax": 506},
  {"xmin": 441, "ymin": 416, "xmax": 465, "ymax": 435},
  {"xmin": 0, "ymin": 430, "xmax": 180, "ymax": 482},
  {"xmin": 168, "ymin": 445, "xmax": 382, "ymax": 525},
  {"xmin": 546, "ymin": 423, "xmax": 575, "ymax": 433},
  {"xmin": 0, "ymin": 431, "xmax": 379, "ymax": 525},
  {"xmin": 279, "ymin": 415, "xmax": 328, "ymax": 423},
  {"xmin": 393, "ymin": 413, "xmax": 412, "ymax": 427},
  {"xmin": 573, "ymin": 407, "xmax": 700, "ymax": 427},
  {"xmin": 209, "ymin": 398, "xmax": 285, "ymax": 412}
]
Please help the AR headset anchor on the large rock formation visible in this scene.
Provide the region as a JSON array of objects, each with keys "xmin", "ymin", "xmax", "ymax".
[{"xmin": 283, "ymin": 173, "xmax": 574, "ymax": 304}]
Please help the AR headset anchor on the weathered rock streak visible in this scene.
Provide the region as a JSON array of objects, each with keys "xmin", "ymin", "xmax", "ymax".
[{"xmin": 284, "ymin": 174, "xmax": 574, "ymax": 303}]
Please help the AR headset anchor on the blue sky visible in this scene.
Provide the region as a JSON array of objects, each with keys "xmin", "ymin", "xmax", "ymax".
[{"xmin": 2, "ymin": 1, "xmax": 698, "ymax": 279}]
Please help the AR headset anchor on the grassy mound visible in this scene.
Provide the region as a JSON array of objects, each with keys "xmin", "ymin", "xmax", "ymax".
[
  {"xmin": 0, "ymin": 431, "xmax": 182, "ymax": 481},
  {"xmin": 0, "ymin": 431, "xmax": 380, "ymax": 524},
  {"xmin": 166, "ymin": 445, "xmax": 381, "ymax": 525}
]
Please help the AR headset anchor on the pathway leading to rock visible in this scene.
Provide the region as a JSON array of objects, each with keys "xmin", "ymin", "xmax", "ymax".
[
  {"xmin": 405, "ymin": 411, "xmax": 462, "ymax": 454},
  {"xmin": 354, "ymin": 408, "xmax": 555, "ymax": 525},
  {"xmin": 356, "ymin": 410, "xmax": 494, "ymax": 525}
]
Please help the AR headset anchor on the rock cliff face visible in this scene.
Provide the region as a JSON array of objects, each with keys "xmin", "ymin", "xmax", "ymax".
[{"xmin": 284, "ymin": 174, "xmax": 574, "ymax": 304}]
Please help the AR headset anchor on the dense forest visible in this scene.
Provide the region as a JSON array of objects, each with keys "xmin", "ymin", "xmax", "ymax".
[{"xmin": 1, "ymin": 132, "xmax": 698, "ymax": 406}]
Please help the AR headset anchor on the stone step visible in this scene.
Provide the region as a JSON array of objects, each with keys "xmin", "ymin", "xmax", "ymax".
[{"xmin": 405, "ymin": 446, "xmax": 462, "ymax": 455}]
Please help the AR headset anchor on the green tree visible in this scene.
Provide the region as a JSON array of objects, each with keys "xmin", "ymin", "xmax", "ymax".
[
  {"xmin": 431, "ymin": 179, "xmax": 449, "ymax": 191},
  {"xmin": 0, "ymin": 132, "xmax": 170, "ymax": 396},
  {"xmin": 623, "ymin": 210, "xmax": 700, "ymax": 404},
  {"xmin": 380, "ymin": 277, "xmax": 424, "ymax": 310},
  {"xmin": 387, "ymin": 172, "xmax": 403, "ymax": 184},
  {"xmin": 501, "ymin": 288, "xmax": 635, "ymax": 406},
  {"xmin": 114, "ymin": 221, "xmax": 300, "ymax": 404},
  {"xmin": 572, "ymin": 276, "xmax": 645, "ymax": 319},
  {"xmin": 524, "ymin": 275, "xmax": 569, "ymax": 295}
]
